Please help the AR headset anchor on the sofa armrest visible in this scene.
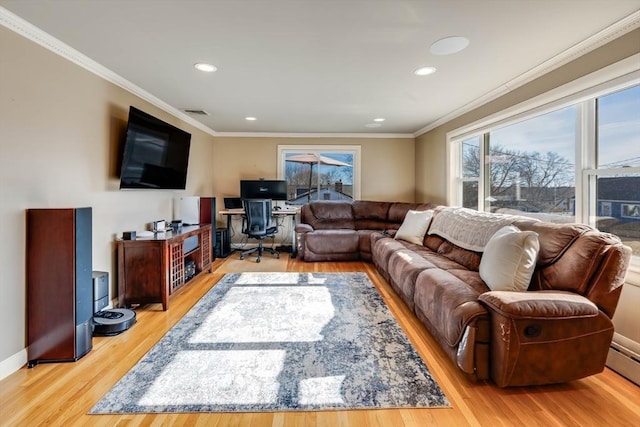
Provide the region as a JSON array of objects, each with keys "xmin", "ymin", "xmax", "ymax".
[
  {"xmin": 294, "ymin": 224, "xmax": 314, "ymax": 260},
  {"xmin": 478, "ymin": 290, "xmax": 599, "ymax": 320},
  {"xmin": 478, "ymin": 290, "xmax": 613, "ymax": 387},
  {"xmin": 295, "ymin": 223, "xmax": 314, "ymax": 234}
]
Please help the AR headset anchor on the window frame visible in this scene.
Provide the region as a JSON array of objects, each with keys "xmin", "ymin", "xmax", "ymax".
[{"xmin": 276, "ymin": 144, "xmax": 362, "ymax": 202}]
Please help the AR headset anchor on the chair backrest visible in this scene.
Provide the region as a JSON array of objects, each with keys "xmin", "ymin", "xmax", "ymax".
[{"xmin": 243, "ymin": 199, "xmax": 276, "ymax": 236}]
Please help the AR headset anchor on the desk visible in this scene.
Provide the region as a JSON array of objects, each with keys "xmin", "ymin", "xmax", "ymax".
[{"xmin": 219, "ymin": 209, "xmax": 299, "ymax": 258}]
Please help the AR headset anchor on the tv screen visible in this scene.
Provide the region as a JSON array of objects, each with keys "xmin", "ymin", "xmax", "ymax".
[
  {"xmin": 240, "ymin": 180, "xmax": 288, "ymax": 200},
  {"xmin": 119, "ymin": 106, "xmax": 191, "ymax": 189}
]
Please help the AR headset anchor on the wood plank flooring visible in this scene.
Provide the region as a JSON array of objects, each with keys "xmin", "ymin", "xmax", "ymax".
[{"xmin": 1, "ymin": 254, "xmax": 639, "ymax": 426}]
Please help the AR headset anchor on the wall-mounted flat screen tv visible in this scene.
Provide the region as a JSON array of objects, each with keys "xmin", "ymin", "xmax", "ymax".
[
  {"xmin": 119, "ymin": 106, "xmax": 191, "ymax": 190},
  {"xmin": 240, "ymin": 180, "xmax": 288, "ymax": 200}
]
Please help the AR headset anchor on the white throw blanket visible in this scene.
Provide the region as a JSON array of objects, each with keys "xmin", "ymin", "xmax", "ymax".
[{"xmin": 427, "ymin": 207, "xmax": 524, "ymax": 252}]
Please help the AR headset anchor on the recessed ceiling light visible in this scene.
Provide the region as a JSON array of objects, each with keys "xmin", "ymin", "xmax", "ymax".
[
  {"xmin": 194, "ymin": 63, "xmax": 217, "ymax": 72},
  {"xmin": 365, "ymin": 123, "xmax": 382, "ymax": 128},
  {"xmin": 373, "ymin": 118, "xmax": 385, "ymax": 122},
  {"xmin": 245, "ymin": 117, "xmax": 257, "ymax": 121},
  {"xmin": 414, "ymin": 66, "xmax": 437, "ymax": 76},
  {"xmin": 430, "ymin": 36, "xmax": 469, "ymax": 55}
]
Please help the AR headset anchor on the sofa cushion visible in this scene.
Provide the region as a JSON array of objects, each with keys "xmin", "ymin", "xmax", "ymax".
[
  {"xmin": 436, "ymin": 240, "xmax": 482, "ymax": 271},
  {"xmin": 387, "ymin": 202, "xmax": 434, "ymax": 225},
  {"xmin": 414, "ymin": 267, "xmax": 489, "ymax": 347},
  {"xmin": 371, "ymin": 236, "xmax": 410, "ymax": 273},
  {"xmin": 386, "ymin": 248, "xmax": 436, "ymax": 310},
  {"xmin": 395, "ymin": 209, "xmax": 433, "ymax": 245},
  {"xmin": 479, "ymin": 226, "xmax": 540, "ymax": 292},
  {"xmin": 305, "ymin": 229, "xmax": 359, "ymax": 254},
  {"xmin": 303, "ymin": 201, "xmax": 355, "ymax": 230},
  {"xmin": 352, "ymin": 201, "xmax": 391, "ymax": 230}
]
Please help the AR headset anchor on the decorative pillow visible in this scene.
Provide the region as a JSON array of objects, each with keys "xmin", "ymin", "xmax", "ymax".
[
  {"xmin": 394, "ymin": 210, "xmax": 434, "ymax": 245},
  {"xmin": 479, "ymin": 225, "xmax": 540, "ymax": 292}
]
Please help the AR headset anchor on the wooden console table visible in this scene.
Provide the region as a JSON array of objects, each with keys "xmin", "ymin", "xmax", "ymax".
[{"xmin": 117, "ymin": 224, "xmax": 212, "ymax": 310}]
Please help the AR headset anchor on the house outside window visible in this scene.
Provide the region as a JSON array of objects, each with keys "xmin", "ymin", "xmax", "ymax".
[{"xmin": 277, "ymin": 145, "xmax": 360, "ymax": 205}]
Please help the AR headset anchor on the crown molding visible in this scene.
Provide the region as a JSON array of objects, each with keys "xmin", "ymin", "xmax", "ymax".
[
  {"xmin": 212, "ymin": 132, "xmax": 415, "ymax": 139},
  {"xmin": 0, "ymin": 7, "xmax": 412, "ymax": 141},
  {"xmin": 0, "ymin": 6, "xmax": 218, "ymax": 137},
  {"xmin": 414, "ymin": 10, "xmax": 640, "ymax": 137}
]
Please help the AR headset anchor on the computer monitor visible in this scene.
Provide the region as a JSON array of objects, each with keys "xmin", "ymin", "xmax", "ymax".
[{"xmin": 240, "ymin": 180, "xmax": 287, "ymax": 201}]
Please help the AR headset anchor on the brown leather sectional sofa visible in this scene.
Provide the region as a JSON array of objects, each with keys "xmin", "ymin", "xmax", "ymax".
[{"xmin": 295, "ymin": 200, "xmax": 631, "ymax": 387}]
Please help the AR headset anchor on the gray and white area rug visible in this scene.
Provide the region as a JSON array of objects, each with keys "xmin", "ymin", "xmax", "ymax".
[{"xmin": 90, "ymin": 272, "xmax": 449, "ymax": 414}]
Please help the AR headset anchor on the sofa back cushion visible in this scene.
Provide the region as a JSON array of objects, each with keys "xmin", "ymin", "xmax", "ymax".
[
  {"xmin": 387, "ymin": 202, "xmax": 435, "ymax": 228},
  {"xmin": 352, "ymin": 201, "xmax": 391, "ymax": 230},
  {"xmin": 514, "ymin": 219, "xmax": 631, "ymax": 318},
  {"xmin": 301, "ymin": 201, "xmax": 355, "ymax": 230},
  {"xmin": 436, "ymin": 240, "xmax": 482, "ymax": 271},
  {"xmin": 352, "ymin": 201, "xmax": 436, "ymax": 230}
]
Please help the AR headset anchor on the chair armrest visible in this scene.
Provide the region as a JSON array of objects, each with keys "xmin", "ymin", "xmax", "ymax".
[
  {"xmin": 478, "ymin": 290, "xmax": 599, "ymax": 320},
  {"xmin": 295, "ymin": 223, "xmax": 314, "ymax": 234}
]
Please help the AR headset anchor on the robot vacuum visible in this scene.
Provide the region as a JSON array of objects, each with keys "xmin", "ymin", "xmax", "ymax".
[{"xmin": 93, "ymin": 308, "xmax": 136, "ymax": 336}]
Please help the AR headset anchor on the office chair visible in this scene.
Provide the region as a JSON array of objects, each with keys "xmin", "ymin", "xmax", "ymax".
[{"xmin": 240, "ymin": 199, "xmax": 280, "ymax": 263}]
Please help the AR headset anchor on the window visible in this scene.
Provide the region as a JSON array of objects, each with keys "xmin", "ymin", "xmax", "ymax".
[
  {"xmin": 448, "ymin": 76, "xmax": 640, "ymax": 264},
  {"xmin": 621, "ymin": 203, "xmax": 640, "ymax": 219},
  {"xmin": 277, "ymin": 145, "xmax": 360, "ymax": 205},
  {"xmin": 591, "ymin": 85, "xmax": 640, "ymax": 258}
]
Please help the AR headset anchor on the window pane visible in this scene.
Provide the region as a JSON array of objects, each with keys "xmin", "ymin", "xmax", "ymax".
[
  {"xmin": 284, "ymin": 152, "xmax": 354, "ymax": 205},
  {"xmin": 461, "ymin": 136, "xmax": 480, "ymax": 209},
  {"xmin": 597, "ymin": 85, "xmax": 640, "ymax": 168},
  {"xmin": 462, "ymin": 136, "xmax": 480, "ymax": 178},
  {"xmin": 487, "ymin": 105, "xmax": 577, "ymax": 221},
  {"xmin": 462, "ymin": 181, "xmax": 478, "ymax": 209},
  {"xmin": 594, "ymin": 174, "xmax": 640, "ymax": 257}
]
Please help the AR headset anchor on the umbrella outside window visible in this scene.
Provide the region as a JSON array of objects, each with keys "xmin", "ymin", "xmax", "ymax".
[{"xmin": 285, "ymin": 153, "xmax": 352, "ymax": 203}]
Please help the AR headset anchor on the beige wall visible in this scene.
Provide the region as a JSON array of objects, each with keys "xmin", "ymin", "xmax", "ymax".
[
  {"xmin": 211, "ymin": 136, "xmax": 416, "ymax": 219},
  {"xmin": 0, "ymin": 26, "xmax": 215, "ymax": 370},
  {"xmin": 416, "ymin": 28, "xmax": 640, "ymax": 204},
  {"xmin": 211, "ymin": 136, "xmax": 416, "ymax": 244}
]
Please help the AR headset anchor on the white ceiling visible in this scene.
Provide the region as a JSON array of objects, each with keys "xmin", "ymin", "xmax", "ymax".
[{"xmin": 1, "ymin": 0, "xmax": 639, "ymax": 135}]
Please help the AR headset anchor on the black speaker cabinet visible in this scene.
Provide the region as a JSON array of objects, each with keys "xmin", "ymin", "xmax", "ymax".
[
  {"xmin": 26, "ymin": 208, "xmax": 93, "ymax": 367},
  {"xmin": 180, "ymin": 196, "xmax": 217, "ymax": 261},
  {"xmin": 215, "ymin": 228, "xmax": 231, "ymax": 258}
]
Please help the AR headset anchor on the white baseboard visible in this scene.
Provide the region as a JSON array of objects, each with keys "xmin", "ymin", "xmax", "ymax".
[
  {"xmin": 0, "ymin": 348, "xmax": 27, "ymax": 381},
  {"xmin": 607, "ymin": 344, "xmax": 640, "ymax": 386}
]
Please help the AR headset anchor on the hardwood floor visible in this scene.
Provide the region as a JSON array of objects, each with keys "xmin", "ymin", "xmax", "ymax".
[{"xmin": 1, "ymin": 254, "xmax": 639, "ymax": 426}]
